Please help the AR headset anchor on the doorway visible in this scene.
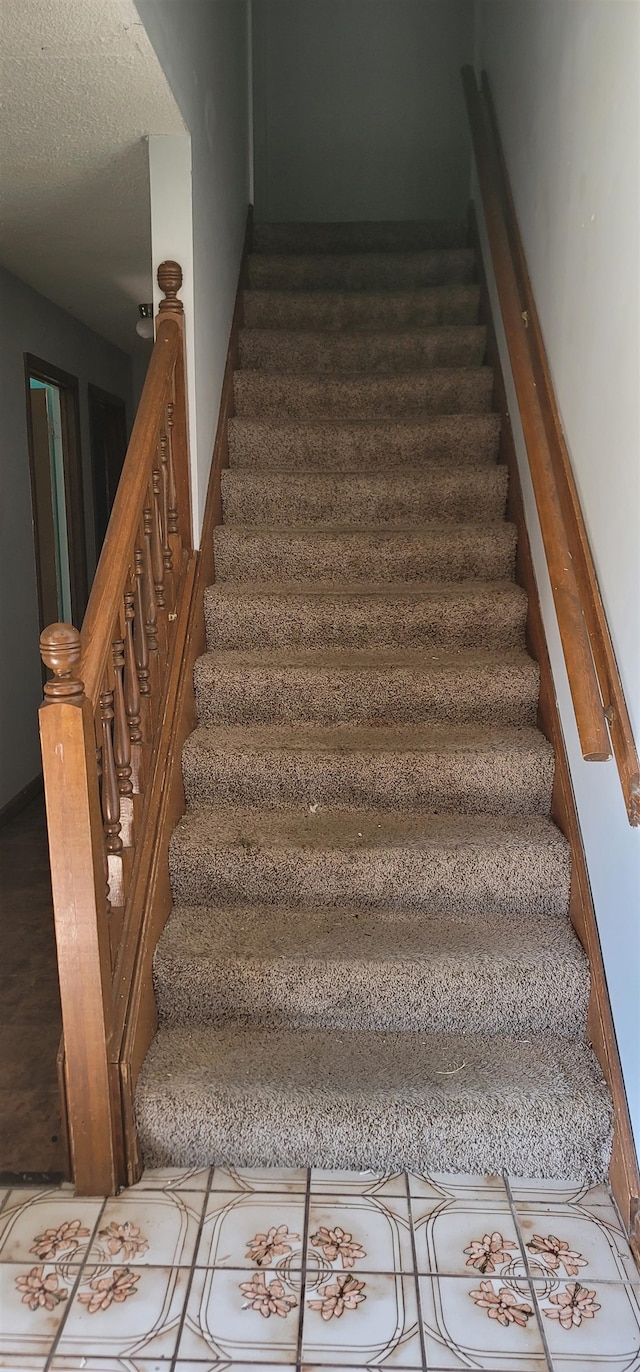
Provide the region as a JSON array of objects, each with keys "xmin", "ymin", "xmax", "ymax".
[
  {"xmin": 25, "ymin": 356, "xmax": 88, "ymax": 631},
  {"xmin": 88, "ymin": 383, "xmax": 128, "ymax": 555}
]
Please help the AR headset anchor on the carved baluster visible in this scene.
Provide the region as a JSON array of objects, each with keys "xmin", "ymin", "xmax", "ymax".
[
  {"xmin": 124, "ymin": 590, "xmax": 143, "ymax": 793},
  {"xmin": 99, "ymin": 685, "xmax": 124, "ymax": 909},
  {"xmin": 142, "ymin": 513, "xmax": 159, "ymax": 654},
  {"xmin": 151, "ymin": 469, "xmax": 165, "ymax": 611},
  {"xmin": 133, "ymin": 550, "xmax": 150, "ymax": 697},
  {"xmin": 165, "ymin": 398, "xmax": 181, "ymax": 564},
  {"xmin": 112, "ymin": 638, "xmax": 134, "ymax": 848},
  {"xmin": 95, "ymin": 743, "xmax": 112, "ymax": 920},
  {"xmin": 159, "ymin": 431, "xmax": 176, "ymax": 619}
]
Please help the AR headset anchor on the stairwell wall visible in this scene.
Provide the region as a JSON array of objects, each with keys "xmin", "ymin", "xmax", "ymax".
[
  {"xmin": 474, "ymin": 0, "xmax": 640, "ymax": 1149},
  {"xmin": 134, "ymin": 0, "xmax": 251, "ymax": 536},
  {"xmin": 252, "ymin": 0, "xmax": 474, "ymax": 222}
]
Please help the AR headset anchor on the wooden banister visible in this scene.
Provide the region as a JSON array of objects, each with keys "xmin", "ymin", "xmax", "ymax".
[
  {"xmin": 39, "ymin": 261, "xmax": 195, "ymax": 1192},
  {"xmin": 458, "ymin": 66, "xmax": 620, "ymax": 773}
]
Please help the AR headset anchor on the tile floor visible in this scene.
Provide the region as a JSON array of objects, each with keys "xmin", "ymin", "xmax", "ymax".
[{"xmin": 0, "ymin": 1167, "xmax": 638, "ymax": 1371}]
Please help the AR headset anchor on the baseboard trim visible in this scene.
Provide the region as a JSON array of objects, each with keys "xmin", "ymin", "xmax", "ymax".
[{"xmin": 0, "ymin": 774, "xmax": 44, "ymax": 829}]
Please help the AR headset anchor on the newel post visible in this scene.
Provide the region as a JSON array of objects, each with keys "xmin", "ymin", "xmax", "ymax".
[
  {"xmin": 157, "ymin": 260, "xmax": 192, "ymax": 555},
  {"xmin": 39, "ymin": 624, "xmax": 122, "ymax": 1195}
]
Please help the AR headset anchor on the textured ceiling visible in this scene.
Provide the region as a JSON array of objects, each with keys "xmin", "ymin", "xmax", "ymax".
[{"xmin": 0, "ymin": 0, "xmax": 186, "ymax": 356}]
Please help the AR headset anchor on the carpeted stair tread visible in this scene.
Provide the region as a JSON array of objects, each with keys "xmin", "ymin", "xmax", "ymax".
[
  {"xmin": 221, "ymin": 465, "xmax": 508, "ymax": 525},
  {"xmin": 193, "ymin": 645, "xmax": 539, "ymax": 726},
  {"xmin": 228, "ymin": 413, "xmax": 501, "ymax": 470},
  {"xmin": 169, "ymin": 805, "xmax": 570, "ymax": 917},
  {"xmin": 181, "ymin": 722, "xmax": 554, "ymax": 814},
  {"xmin": 234, "ymin": 367, "xmax": 494, "ymax": 419},
  {"xmin": 213, "ymin": 522, "xmax": 517, "ymax": 584},
  {"xmin": 135, "ymin": 1024, "xmax": 611, "ymax": 1180},
  {"xmin": 154, "ymin": 905, "xmax": 589, "ymax": 1037},
  {"xmin": 252, "ymin": 220, "xmax": 468, "ymax": 253},
  {"xmin": 204, "ymin": 579, "xmax": 529, "ymax": 651},
  {"xmin": 244, "ymin": 284, "xmax": 482, "ymax": 330},
  {"xmin": 239, "ymin": 325, "xmax": 487, "ymax": 373},
  {"xmin": 246, "ymin": 249, "xmax": 476, "ymax": 290}
]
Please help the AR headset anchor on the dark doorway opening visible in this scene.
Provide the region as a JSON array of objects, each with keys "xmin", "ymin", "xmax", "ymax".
[
  {"xmin": 24, "ymin": 355, "xmax": 89, "ymax": 631},
  {"xmin": 89, "ymin": 383, "xmax": 128, "ymax": 556}
]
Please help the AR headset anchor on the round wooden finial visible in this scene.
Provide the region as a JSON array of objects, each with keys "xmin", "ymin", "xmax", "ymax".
[
  {"xmin": 40, "ymin": 623, "xmax": 84, "ymax": 700},
  {"xmin": 157, "ymin": 261, "xmax": 183, "ymax": 314}
]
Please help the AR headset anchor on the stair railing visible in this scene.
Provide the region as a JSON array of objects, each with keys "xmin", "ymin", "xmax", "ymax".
[
  {"xmin": 462, "ymin": 65, "xmax": 640, "ymax": 824},
  {"xmin": 39, "ymin": 262, "xmax": 194, "ymax": 1193}
]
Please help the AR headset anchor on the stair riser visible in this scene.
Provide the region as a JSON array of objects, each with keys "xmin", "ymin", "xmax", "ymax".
[
  {"xmin": 221, "ymin": 470, "xmax": 508, "ymax": 526},
  {"xmin": 194, "ymin": 664, "xmax": 539, "ymax": 728},
  {"xmin": 228, "ymin": 415, "xmax": 501, "ymax": 472},
  {"xmin": 239, "ymin": 327, "xmax": 486, "ymax": 374},
  {"xmin": 253, "ymin": 221, "xmax": 468, "ymax": 253},
  {"xmin": 244, "ymin": 284, "xmax": 480, "ymax": 326},
  {"xmin": 154, "ymin": 959, "xmax": 588, "ymax": 1038},
  {"xmin": 247, "ymin": 250, "xmax": 476, "ymax": 290},
  {"xmin": 182, "ymin": 746, "xmax": 554, "ymax": 816},
  {"xmin": 213, "ymin": 527, "xmax": 517, "ymax": 584},
  {"xmin": 204, "ymin": 587, "xmax": 528, "ymax": 652},
  {"xmin": 169, "ymin": 835, "xmax": 571, "ymax": 917},
  {"xmin": 234, "ymin": 369, "xmax": 494, "ymax": 420},
  {"xmin": 244, "ymin": 287, "xmax": 481, "ymax": 330}
]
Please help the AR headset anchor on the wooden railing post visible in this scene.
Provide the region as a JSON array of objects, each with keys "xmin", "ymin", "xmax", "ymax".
[{"xmin": 39, "ymin": 624, "xmax": 122, "ymax": 1195}]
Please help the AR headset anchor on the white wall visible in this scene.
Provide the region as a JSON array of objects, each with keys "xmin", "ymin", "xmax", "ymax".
[
  {"xmin": 0, "ymin": 264, "xmax": 133, "ymax": 811},
  {"xmin": 475, "ymin": 1, "xmax": 640, "ymax": 1145},
  {"xmin": 135, "ymin": 0, "xmax": 251, "ymax": 535},
  {"xmin": 253, "ymin": 0, "xmax": 474, "ymax": 222}
]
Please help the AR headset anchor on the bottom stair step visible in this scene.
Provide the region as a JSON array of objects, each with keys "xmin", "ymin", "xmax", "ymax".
[{"xmin": 135, "ymin": 1025, "xmax": 612, "ymax": 1182}]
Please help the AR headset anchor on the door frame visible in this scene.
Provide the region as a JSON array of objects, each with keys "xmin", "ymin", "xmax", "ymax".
[{"xmin": 24, "ymin": 355, "xmax": 89, "ymax": 629}]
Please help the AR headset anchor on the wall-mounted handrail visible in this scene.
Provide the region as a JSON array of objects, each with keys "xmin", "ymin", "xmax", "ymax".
[
  {"xmin": 472, "ymin": 69, "xmax": 640, "ymax": 827},
  {"xmin": 462, "ymin": 65, "xmax": 623, "ymax": 776},
  {"xmin": 39, "ymin": 261, "xmax": 195, "ymax": 1193}
]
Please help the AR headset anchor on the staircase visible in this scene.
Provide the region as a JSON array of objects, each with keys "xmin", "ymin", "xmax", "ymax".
[{"xmin": 136, "ymin": 220, "xmax": 612, "ymax": 1182}]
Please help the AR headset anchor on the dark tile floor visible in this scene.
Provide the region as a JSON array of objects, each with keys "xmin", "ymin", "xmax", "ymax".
[{"xmin": 0, "ymin": 795, "xmax": 65, "ymax": 1180}]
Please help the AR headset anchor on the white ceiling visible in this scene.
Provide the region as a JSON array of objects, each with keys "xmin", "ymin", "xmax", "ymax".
[{"xmin": 0, "ymin": 0, "xmax": 186, "ymax": 357}]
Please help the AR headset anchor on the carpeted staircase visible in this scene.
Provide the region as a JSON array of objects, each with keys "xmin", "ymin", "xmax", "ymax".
[{"xmin": 136, "ymin": 220, "xmax": 612, "ymax": 1181}]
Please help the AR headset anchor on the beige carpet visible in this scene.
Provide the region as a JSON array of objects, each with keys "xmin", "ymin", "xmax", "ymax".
[{"xmin": 136, "ymin": 219, "xmax": 612, "ymax": 1181}]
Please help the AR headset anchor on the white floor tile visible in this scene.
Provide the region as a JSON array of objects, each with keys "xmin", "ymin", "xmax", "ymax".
[
  {"xmin": 210, "ymin": 1165, "xmax": 308, "ymax": 1194},
  {"xmin": 412, "ymin": 1190, "xmax": 523, "ymax": 1278},
  {"xmin": 0, "ymin": 1190, "xmax": 102, "ymax": 1265},
  {"xmin": 307, "ymin": 1194, "xmax": 413, "ymax": 1277},
  {"xmin": 301, "ymin": 1270, "xmax": 422, "ymax": 1366},
  {"xmin": 531, "ymin": 1276, "xmax": 640, "ymax": 1370},
  {"xmin": 126, "ymin": 1167, "xmax": 211, "ymax": 1193},
  {"xmin": 178, "ymin": 1264, "xmax": 300, "ymax": 1362},
  {"xmin": 310, "ymin": 1169, "xmax": 406, "ymax": 1197},
  {"xmin": 85, "ymin": 1190, "xmax": 206, "ymax": 1267},
  {"xmin": 195, "ymin": 1190, "xmax": 306, "ymax": 1270},
  {"xmin": 514, "ymin": 1201, "xmax": 638, "ymax": 1283},
  {"xmin": 419, "ymin": 1272, "xmax": 548, "ymax": 1370},
  {"xmin": 54, "ymin": 1263, "xmax": 189, "ymax": 1359},
  {"xmin": 0, "ymin": 1261, "xmax": 71, "ymax": 1359}
]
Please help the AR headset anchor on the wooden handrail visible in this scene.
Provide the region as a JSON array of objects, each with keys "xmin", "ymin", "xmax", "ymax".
[
  {"xmin": 462, "ymin": 65, "xmax": 613, "ymax": 768},
  {"xmin": 476, "ymin": 70, "xmax": 640, "ymax": 827},
  {"xmin": 39, "ymin": 261, "xmax": 195, "ymax": 1192}
]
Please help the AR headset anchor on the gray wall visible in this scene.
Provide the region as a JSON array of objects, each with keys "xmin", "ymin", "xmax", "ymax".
[
  {"xmin": 475, "ymin": 0, "xmax": 640, "ymax": 1147},
  {"xmin": 135, "ymin": 0, "xmax": 251, "ymax": 534},
  {"xmin": 0, "ymin": 265, "xmax": 133, "ymax": 811},
  {"xmin": 253, "ymin": 0, "xmax": 474, "ymax": 222}
]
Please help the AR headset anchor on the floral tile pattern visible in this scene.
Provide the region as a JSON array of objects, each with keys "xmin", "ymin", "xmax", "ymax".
[
  {"xmin": 307, "ymin": 1195, "xmax": 413, "ymax": 1276},
  {"xmin": 196, "ymin": 1191, "xmax": 306, "ymax": 1269},
  {"xmin": 85, "ymin": 1190, "xmax": 206, "ymax": 1267},
  {"xmin": 0, "ymin": 1168, "xmax": 638, "ymax": 1370},
  {"xmin": 531, "ymin": 1277, "xmax": 640, "ymax": 1371},
  {"xmin": 302, "ymin": 1272, "xmax": 423, "ymax": 1366},
  {"xmin": 0, "ymin": 1189, "xmax": 101, "ymax": 1264},
  {"xmin": 514, "ymin": 1200, "xmax": 639, "ymax": 1283}
]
